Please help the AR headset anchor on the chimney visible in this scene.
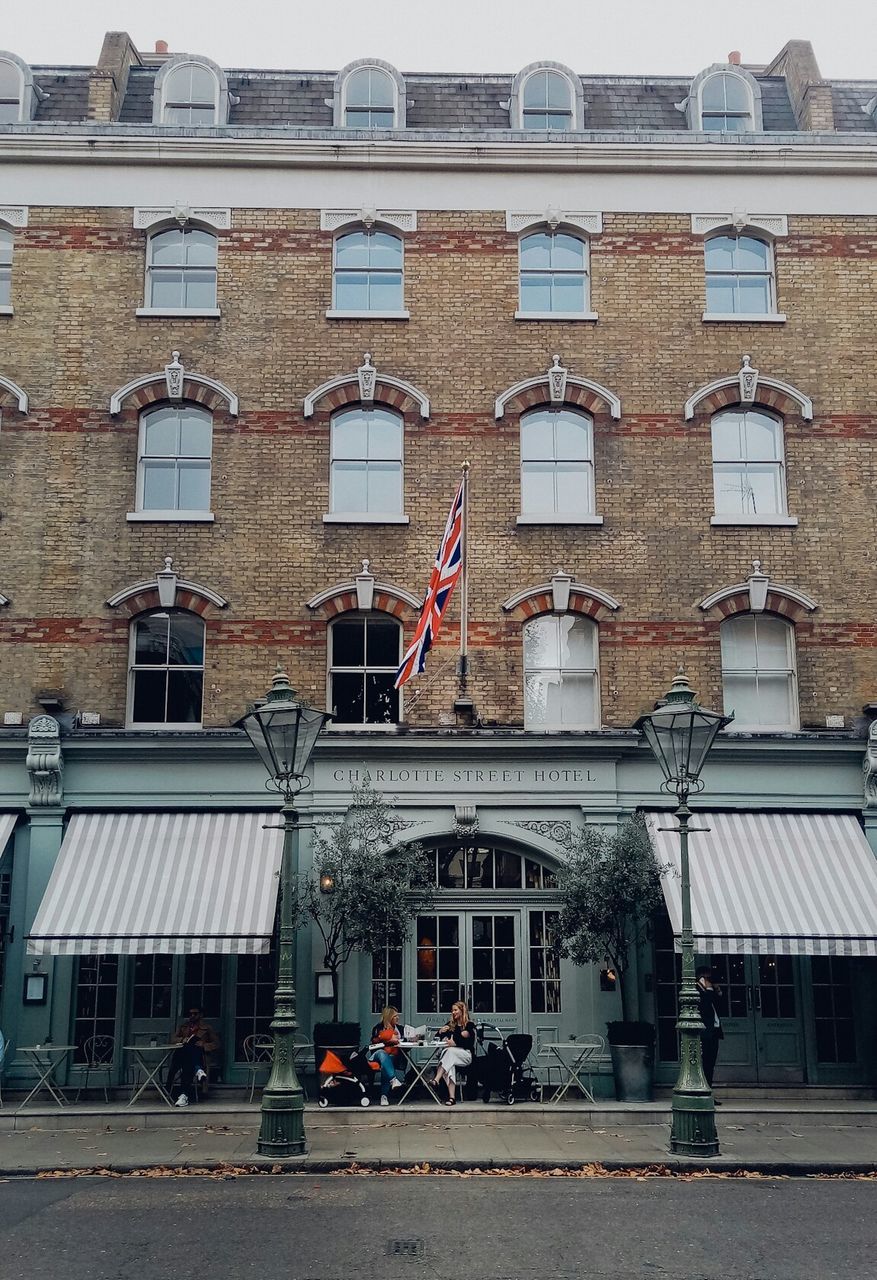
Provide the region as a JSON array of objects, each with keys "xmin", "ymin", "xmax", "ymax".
[
  {"xmin": 155, "ymin": 39, "xmax": 169, "ymax": 54},
  {"xmin": 728, "ymin": 50, "xmax": 742, "ymax": 65},
  {"xmin": 86, "ymin": 31, "xmax": 142, "ymax": 122}
]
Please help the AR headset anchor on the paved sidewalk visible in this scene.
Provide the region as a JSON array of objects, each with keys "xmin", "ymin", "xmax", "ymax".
[{"xmin": 2, "ymin": 1106, "xmax": 876, "ymax": 1175}]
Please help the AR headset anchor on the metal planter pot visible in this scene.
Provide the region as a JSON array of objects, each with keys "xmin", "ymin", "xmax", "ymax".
[{"xmin": 610, "ymin": 1043, "xmax": 655, "ymax": 1102}]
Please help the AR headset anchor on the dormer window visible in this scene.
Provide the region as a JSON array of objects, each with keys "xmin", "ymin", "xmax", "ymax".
[
  {"xmin": 0, "ymin": 51, "xmax": 37, "ymax": 123},
  {"xmin": 684, "ymin": 64, "xmax": 762, "ymax": 133},
  {"xmin": 334, "ymin": 60, "xmax": 406, "ymax": 129},
  {"xmin": 153, "ymin": 54, "xmax": 231, "ymax": 126},
  {"xmin": 521, "ymin": 70, "xmax": 573, "ymax": 129}
]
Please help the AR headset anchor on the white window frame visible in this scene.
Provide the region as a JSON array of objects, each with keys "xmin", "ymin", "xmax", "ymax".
[
  {"xmin": 520, "ymin": 68, "xmax": 574, "ymax": 130},
  {"xmin": 682, "ymin": 64, "xmax": 763, "ymax": 133},
  {"xmin": 709, "ymin": 406, "xmax": 797, "ymax": 527},
  {"xmin": 326, "ymin": 404, "xmax": 408, "ymax": 524},
  {"xmin": 153, "ymin": 54, "xmax": 230, "ymax": 127},
  {"xmin": 327, "ymin": 612, "xmax": 402, "ymax": 730},
  {"xmin": 0, "ymin": 52, "xmax": 38, "ymax": 124},
  {"xmin": 517, "ymin": 405, "xmax": 602, "ymax": 526},
  {"xmin": 139, "ymin": 224, "xmax": 220, "ymax": 317},
  {"xmin": 516, "ymin": 228, "xmax": 596, "ymax": 322},
  {"xmin": 327, "ymin": 224, "xmax": 408, "ymax": 320},
  {"xmin": 697, "ymin": 70, "xmax": 755, "ymax": 132},
  {"xmin": 126, "ymin": 609, "xmax": 206, "ymax": 730},
  {"xmin": 523, "ymin": 613, "xmax": 601, "ymax": 730},
  {"xmin": 130, "ymin": 403, "xmax": 215, "ymax": 523},
  {"xmin": 508, "ymin": 61, "xmax": 583, "ymax": 130},
  {"xmin": 333, "ymin": 59, "xmax": 406, "ymax": 129},
  {"xmin": 720, "ymin": 613, "xmax": 799, "ymax": 733},
  {"xmin": 703, "ymin": 231, "xmax": 778, "ymax": 321},
  {"xmin": 0, "ymin": 226, "xmax": 12, "ymax": 315}
]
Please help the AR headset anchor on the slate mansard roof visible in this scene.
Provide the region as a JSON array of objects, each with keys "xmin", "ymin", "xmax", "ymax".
[{"xmin": 17, "ymin": 62, "xmax": 877, "ymax": 135}]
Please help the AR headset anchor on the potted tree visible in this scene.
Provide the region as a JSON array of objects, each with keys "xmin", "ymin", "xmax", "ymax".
[
  {"xmin": 299, "ymin": 783, "xmax": 434, "ymax": 1070},
  {"xmin": 555, "ymin": 814, "xmax": 667, "ymax": 1101}
]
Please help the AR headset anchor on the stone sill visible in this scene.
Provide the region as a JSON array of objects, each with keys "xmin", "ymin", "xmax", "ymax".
[
  {"xmin": 135, "ymin": 307, "xmax": 221, "ymax": 318},
  {"xmin": 516, "ymin": 513, "xmax": 604, "ymax": 525},
  {"xmin": 710, "ymin": 514, "xmax": 798, "ymax": 527},
  {"xmin": 702, "ymin": 312, "xmax": 787, "ymax": 323},
  {"xmin": 325, "ymin": 309, "xmax": 410, "ymax": 320},
  {"xmin": 0, "ymin": 305, "xmax": 13, "ymax": 316},
  {"xmin": 127, "ymin": 511, "xmax": 215, "ymax": 523},
  {"xmin": 514, "ymin": 310, "xmax": 598, "ymax": 322},
  {"xmin": 323, "ymin": 512, "xmax": 410, "ymax": 524}
]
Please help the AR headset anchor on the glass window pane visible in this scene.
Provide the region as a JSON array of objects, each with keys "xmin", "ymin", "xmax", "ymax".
[
  {"xmin": 368, "ymin": 271, "xmax": 403, "ymax": 311},
  {"xmin": 166, "ymin": 670, "xmax": 203, "ymax": 723},
  {"xmin": 520, "ymin": 412, "xmax": 551, "ymax": 460},
  {"xmin": 0, "ymin": 265, "xmax": 9, "ymax": 308},
  {"xmin": 741, "ymin": 463, "xmax": 783, "ymax": 514},
  {"xmin": 177, "ymin": 461, "xmax": 211, "ymax": 511},
  {"xmin": 141, "ymin": 461, "xmax": 176, "ymax": 509},
  {"xmin": 546, "ymin": 72, "xmax": 571, "ymax": 110},
  {"xmin": 366, "ymin": 462, "xmax": 402, "ymax": 513},
  {"xmin": 168, "ymin": 613, "xmax": 204, "ymax": 666},
  {"xmin": 365, "ymin": 673, "xmax": 398, "ymax": 723},
  {"xmin": 555, "ymin": 463, "xmax": 590, "ymax": 513},
  {"xmin": 332, "ymin": 672, "xmax": 364, "ymax": 722},
  {"xmin": 334, "ymin": 273, "xmax": 369, "ymax": 310},
  {"xmin": 561, "ymin": 673, "xmax": 597, "ymax": 725},
  {"xmin": 736, "ymin": 236, "xmax": 770, "ymax": 270},
  {"xmin": 182, "ymin": 271, "xmax": 217, "ymax": 309},
  {"xmin": 521, "ymin": 462, "xmax": 557, "ymax": 513},
  {"xmin": 554, "ymin": 411, "xmax": 590, "ymax": 460},
  {"xmin": 143, "ymin": 409, "xmax": 180, "ymax": 457},
  {"xmin": 523, "ymin": 72, "xmax": 548, "ymax": 109},
  {"xmin": 552, "ymin": 273, "xmax": 586, "ymax": 312},
  {"xmin": 335, "ymin": 232, "xmax": 370, "ymax": 269},
  {"xmin": 131, "ymin": 669, "xmax": 167, "ymax": 722},
  {"xmin": 366, "ymin": 619, "xmax": 400, "ymax": 667},
  {"xmin": 0, "ymin": 62, "xmax": 21, "ymax": 99},
  {"xmin": 0, "ymin": 228, "xmax": 12, "ymax": 264},
  {"xmin": 495, "ymin": 855, "xmax": 522, "ymax": 890},
  {"xmin": 519, "ymin": 274, "xmax": 553, "ymax": 312},
  {"xmin": 520, "ymin": 233, "xmax": 552, "ymax": 270},
  {"xmin": 150, "ymin": 271, "xmax": 186, "ymax": 308},
  {"xmin": 367, "ymin": 231, "xmax": 403, "ymax": 269},
  {"xmin": 332, "ymin": 460, "xmax": 368, "ymax": 511},
  {"xmin": 526, "ymin": 671, "xmax": 562, "ymax": 726},
  {"xmin": 550, "ymin": 234, "xmax": 585, "ymax": 271},
  {"xmin": 704, "ymin": 236, "xmax": 735, "ymax": 271},
  {"xmin": 367, "ymin": 410, "xmax": 402, "ymax": 459},
  {"xmin": 711, "ymin": 412, "xmax": 744, "ymax": 462},
  {"xmin": 713, "ymin": 465, "xmax": 749, "ymax": 514},
  {"xmin": 183, "ymin": 229, "xmax": 217, "ymax": 266},
  {"xmin": 189, "ymin": 65, "xmax": 216, "ymax": 104},
  {"xmin": 366, "ymin": 68, "xmax": 394, "ymax": 106},
  {"xmin": 134, "ymin": 614, "xmax": 169, "ymax": 664},
  {"xmin": 150, "ymin": 229, "xmax": 184, "ymax": 266},
  {"xmin": 722, "ymin": 75, "xmax": 750, "ymax": 111},
  {"xmin": 525, "ymin": 616, "xmax": 560, "ymax": 668},
  {"xmin": 705, "ymin": 275, "xmax": 737, "ymax": 314},
  {"xmin": 720, "ymin": 615, "xmax": 756, "ymax": 669},
  {"xmin": 738, "ymin": 274, "xmax": 771, "ymax": 313},
  {"xmin": 332, "ymin": 619, "xmax": 365, "ymax": 667},
  {"xmin": 754, "ymin": 617, "xmax": 793, "ymax": 670},
  {"xmin": 333, "ymin": 411, "xmax": 367, "ymax": 460},
  {"xmin": 742, "ymin": 412, "xmax": 781, "ymax": 461},
  {"xmin": 561, "ymin": 616, "xmax": 595, "ymax": 667}
]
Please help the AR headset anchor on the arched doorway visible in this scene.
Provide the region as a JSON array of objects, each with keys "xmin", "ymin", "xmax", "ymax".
[{"xmin": 372, "ymin": 840, "xmax": 567, "ymax": 1041}]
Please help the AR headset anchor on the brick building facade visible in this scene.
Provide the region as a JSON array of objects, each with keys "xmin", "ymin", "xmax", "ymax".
[{"xmin": 0, "ymin": 33, "xmax": 876, "ymax": 1097}]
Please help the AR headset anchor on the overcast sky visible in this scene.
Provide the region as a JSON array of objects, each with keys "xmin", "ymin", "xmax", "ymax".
[{"xmin": 3, "ymin": 0, "xmax": 873, "ymax": 79}]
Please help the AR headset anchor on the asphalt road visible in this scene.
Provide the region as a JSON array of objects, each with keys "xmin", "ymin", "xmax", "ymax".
[{"xmin": 0, "ymin": 1174, "xmax": 874, "ymax": 1280}]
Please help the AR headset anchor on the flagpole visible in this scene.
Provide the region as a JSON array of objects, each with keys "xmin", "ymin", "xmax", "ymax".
[{"xmin": 459, "ymin": 460, "xmax": 470, "ymax": 696}]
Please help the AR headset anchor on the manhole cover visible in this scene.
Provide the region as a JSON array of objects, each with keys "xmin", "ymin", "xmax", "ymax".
[{"xmin": 387, "ymin": 1239, "xmax": 425, "ymax": 1260}]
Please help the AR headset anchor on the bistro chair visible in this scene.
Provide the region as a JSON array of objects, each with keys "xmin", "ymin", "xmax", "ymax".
[
  {"xmin": 292, "ymin": 1029, "xmax": 314, "ymax": 1100},
  {"xmin": 243, "ymin": 1033, "xmax": 274, "ymax": 1102},
  {"xmin": 0, "ymin": 1032, "xmax": 9, "ymax": 1108},
  {"xmin": 76, "ymin": 1034, "xmax": 114, "ymax": 1102}
]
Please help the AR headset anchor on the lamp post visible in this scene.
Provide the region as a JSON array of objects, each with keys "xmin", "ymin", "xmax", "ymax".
[
  {"xmin": 237, "ymin": 666, "xmax": 331, "ymax": 1157},
  {"xmin": 637, "ymin": 671, "xmax": 732, "ymax": 1158}
]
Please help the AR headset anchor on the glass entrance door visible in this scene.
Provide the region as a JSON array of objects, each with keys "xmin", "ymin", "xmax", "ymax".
[
  {"xmin": 709, "ymin": 953, "xmax": 804, "ymax": 1084},
  {"xmin": 127, "ymin": 954, "xmax": 224, "ymax": 1046},
  {"xmin": 412, "ymin": 912, "xmax": 522, "ymax": 1033}
]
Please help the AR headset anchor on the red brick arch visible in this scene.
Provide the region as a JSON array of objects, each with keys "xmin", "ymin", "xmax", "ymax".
[
  {"xmin": 503, "ymin": 582, "xmax": 620, "ymax": 623},
  {"xmin": 691, "ymin": 385, "xmax": 808, "ymax": 420},
  {"xmin": 110, "ymin": 587, "xmax": 224, "ymax": 620},
  {"xmin": 126, "ymin": 378, "xmax": 233, "ymax": 415},
  {"xmin": 311, "ymin": 378, "xmax": 424, "ymax": 418},
  {"xmin": 308, "ymin": 582, "xmax": 421, "ymax": 622},
  {"xmin": 500, "ymin": 382, "xmax": 612, "ymax": 419}
]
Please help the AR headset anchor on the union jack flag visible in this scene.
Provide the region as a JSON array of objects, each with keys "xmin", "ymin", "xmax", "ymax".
[{"xmin": 395, "ymin": 478, "xmax": 465, "ymax": 688}]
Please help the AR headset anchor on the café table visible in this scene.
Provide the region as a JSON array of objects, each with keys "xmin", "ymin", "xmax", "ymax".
[
  {"xmin": 124, "ymin": 1043, "xmax": 177, "ymax": 1107},
  {"xmin": 540, "ymin": 1039, "xmax": 602, "ymax": 1105},
  {"xmin": 393, "ymin": 1040, "xmax": 445, "ymax": 1105},
  {"xmin": 15, "ymin": 1044, "xmax": 75, "ymax": 1111}
]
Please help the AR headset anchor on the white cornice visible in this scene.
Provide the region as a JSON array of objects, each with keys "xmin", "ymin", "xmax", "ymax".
[{"xmin": 2, "ymin": 134, "xmax": 877, "ymax": 175}]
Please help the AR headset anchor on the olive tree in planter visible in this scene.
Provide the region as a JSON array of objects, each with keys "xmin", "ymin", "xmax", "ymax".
[
  {"xmin": 300, "ymin": 783, "xmax": 434, "ymax": 1059},
  {"xmin": 555, "ymin": 814, "xmax": 668, "ymax": 1101}
]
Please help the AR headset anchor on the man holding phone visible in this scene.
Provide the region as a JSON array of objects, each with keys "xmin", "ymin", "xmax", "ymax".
[{"xmin": 696, "ymin": 966, "xmax": 724, "ymax": 1100}]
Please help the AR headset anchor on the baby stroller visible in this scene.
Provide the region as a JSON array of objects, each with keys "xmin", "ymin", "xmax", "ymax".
[
  {"xmin": 317, "ymin": 1044, "xmax": 381, "ymax": 1107},
  {"xmin": 477, "ymin": 1026, "xmax": 541, "ymax": 1105}
]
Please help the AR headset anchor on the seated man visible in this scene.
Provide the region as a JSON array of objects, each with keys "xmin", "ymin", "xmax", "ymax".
[{"xmin": 168, "ymin": 1007, "xmax": 219, "ymax": 1108}]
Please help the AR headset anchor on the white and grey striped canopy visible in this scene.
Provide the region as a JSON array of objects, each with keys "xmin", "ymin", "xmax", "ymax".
[
  {"xmin": 27, "ymin": 812, "xmax": 283, "ymax": 955},
  {"xmin": 0, "ymin": 813, "xmax": 16, "ymax": 861},
  {"xmin": 647, "ymin": 811, "xmax": 877, "ymax": 956}
]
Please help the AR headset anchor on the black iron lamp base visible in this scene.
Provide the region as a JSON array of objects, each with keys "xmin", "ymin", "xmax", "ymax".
[{"xmin": 257, "ymin": 1090, "xmax": 307, "ymax": 1157}]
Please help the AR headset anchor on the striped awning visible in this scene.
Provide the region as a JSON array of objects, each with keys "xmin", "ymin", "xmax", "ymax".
[
  {"xmin": 0, "ymin": 813, "xmax": 17, "ymax": 864},
  {"xmin": 647, "ymin": 811, "xmax": 877, "ymax": 957},
  {"xmin": 27, "ymin": 812, "xmax": 283, "ymax": 956}
]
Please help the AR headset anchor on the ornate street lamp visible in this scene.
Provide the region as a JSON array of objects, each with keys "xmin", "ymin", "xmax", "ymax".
[
  {"xmin": 237, "ymin": 666, "xmax": 331, "ymax": 1157},
  {"xmin": 636, "ymin": 671, "xmax": 732, "ymax": 1158}
]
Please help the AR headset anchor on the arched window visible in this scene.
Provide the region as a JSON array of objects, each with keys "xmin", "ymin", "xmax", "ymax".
[
  {"xmin": 0, "ymin": 54, "xmax": 26, "ymax": 123},
  {"xmin": 160, "ymin": 60, "xmax": 219, "ymax": 124},
  {"xmin": 699, "ymin": 70, "xmax": 754, "ymax": 131},
  {"xmin": 343, "ymin": 65, "xmax": 396, "ymax": 127},
  {"xmin": 720, "ymin": 613, "xmax": 798, "ymax": 731},
  {"xmin": 330, "ymin": 405, "xmax": 403, "ymax": 517},
  {"xmin": 523, "ymin": 614, "xmax": 600, "ymax": 729},
  {"xmin": 136, "ymin": 403, "xmax": 213, "ymax": 517},
  {"xmin": 0, "ymin": 227, "xmax": 12, "ymax": 308},
  {"xmin": 128, "ymin": 610, "xmax": 205, "ymax": 727},
  {"xmin": 146, "ymin": 226, "xmax": 217, "ymax": 310},
  {"xmin": 333, "ymin": 227, "xmax": 404, "ymax": 313},
  {"xmin": 704, "ymin": 233, "xmax": 775, "ymax": 315},
  {"xmin": 520, "ymin": 405, "xmax": 594, "ymax": 519},
  {"xmin": 329, "ymin": 613, "xmax": 401, "ymax": 725},
  {"xmin": 711, "ymin": 407, "xmax": 786, "ymax": 518},
  {"xmin": 521, "ymin": 69, "xmax": 574, "ymax": 129},
  {"xmin": 519, "ymin": 230, "xmax": 589, "ymax": 316}
]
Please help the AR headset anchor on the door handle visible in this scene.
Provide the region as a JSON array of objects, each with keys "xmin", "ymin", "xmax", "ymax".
[
  {"xmin": 746, "ymin": 985, "xmax": 753, "ymax": 1011},
  {"xmin": 753, "ymin": 985, "xmax": 761, "ymax": 1012}
]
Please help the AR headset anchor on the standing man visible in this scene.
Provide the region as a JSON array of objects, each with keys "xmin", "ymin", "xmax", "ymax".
[{"xmin": 696, "ymin": 966, "xmax": 724, "ymax": 1102}]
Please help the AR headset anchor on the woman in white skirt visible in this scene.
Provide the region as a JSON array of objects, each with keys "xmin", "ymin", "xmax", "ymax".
[{"xmin": 433, "ymin": 1000, "xmax": 476, "ymax": 1106}]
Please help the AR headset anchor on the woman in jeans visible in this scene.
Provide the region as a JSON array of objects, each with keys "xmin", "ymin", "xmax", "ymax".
[
  {"xmin": 369, "ymin": 1006, "xmax": 406, "ymax": 1105},
  {"xmin": 432, "ymin": 999, "xmax": 475, "ymax": 1107}
]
